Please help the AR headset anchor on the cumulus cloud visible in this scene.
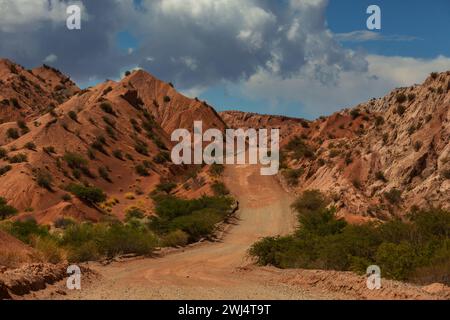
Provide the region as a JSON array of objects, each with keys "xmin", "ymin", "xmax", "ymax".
[
  {"xmin": 239, "ymin": 55, "xmax": 450, "ymax": 118},
  {"xmin": 0, "ymin": 0, "xmax": 86, "ymax": 32},
  {"xmin": 0, "ymin": 0, "xmax": 367, "ymax": 89}
]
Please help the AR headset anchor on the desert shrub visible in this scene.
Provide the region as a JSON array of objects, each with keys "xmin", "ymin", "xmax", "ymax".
[
  {"xmin": 350, "ymin": 109, "xmax": 360, "ymax": 119},
  {"xmin": 0, "ymin": 148, "xmax": 7, "ymax": 159},
  {"xmin": 43, "ymin": 146, "xmax": 56, "ymax": 154},
  {"xmin": 396, "ymin": 93, "xmax": 407, "ymax": 104},
  {"xmin": 0, "ymin": 197, "xmax": 18, "ymax": 220},
  {"xmin": 134, "ymin": 140, "xmax": 149, "ymax": 156},
  {"xmin": 155, "ymin": 182, "xmax": 176, "ymax": 194},
  {"xmin": 98, "ymin": 166, "xmax": 111, "ymax": 182},
  {"xmin": 375, "ymin": 116, "xmax": 384, "ymax": 126},
  {"xmin": 67, "ymin": 183, "xmax": 106, "ymax": 204},
  {"xmin": 103, "ymin": 86, "xmax": 113, "ymax": 95},
  {"xmin": 64, "ymin": 152, "xmax": 87, "ymax": 169},
  {"xmin": 125, "ymin": 207, "xmax": 145, "ymax": 221},
  {"xmin": 61, "ymin": 194, "xmax": 72, "ymax": 202},
  {"xmin": 113, "ymin": 149, "xmax": 124, "ymax": 160},
  {"xmin": 9, "ymin": 153, "xmax": 27, "ymax": 163},
  {"xmin": 135, "ymin": 164, "xmax": 149, "ymax": 176},
  {"xmin": 211, "ymin": 182, "xmax": 230, "ymax": 196},
  {"xmin": 414, "ymin": 141, "xmax": 423, "ymax": 152},
  {"xmin": 10, "ymin": 98, "xmax": 20, "ymax": 108},
  {"xmin": 36, "ymin": 170, "xmax": 53, "ymax": 190},
  {"xmin": 34, "ymin": 237, "xmax": 63, "ymax": 264},
  {"xmin": 62, "ymin": 222, "xmax": 158, "ymax": 262},
  {"xmin": 209, "ymin": 163, "xmax": 225, "ymax": 177},
  {"xmin": 283, "ymin": 168, "xmax": 303, "ymax": 186},
  {"xmin": 163, "ymin": 96, "xmax": 171, "ymax": 103},
  {"xmin": 100, "ymin": 102, "xmax": 116, "ymax": 116},
  {"xmin": 162, "ymin": 229, "xmax": 189, "ymax": 247},
  {"xmin": 4, "ymin": 219, "xmax": 50, "ymax": 244},
  {"xmin": 430, "ymin": 72, "xmax": 438, "ymax": 79},
  {"xmin": 125, "ymin": 70, "xmax": 131, "ymax": 76},
  {"xmin": 0, "ymin": 165, "xmax": 12, "ymax": 176},
  {"xmin": 384, "ymin": 188, "xmax": 402, "ymax": 205},
  {"xmin": 6, "ymin": 128, "xmax": 19, "ymax": 140},
  {"xmin": 408, "ymin": 93, "xmax": 416, "ymax": 101},
  {"xmin": 249, "ymin": 190, "xmax": 450, "ymax": 284},
  {"xmin": 153, "ymin": 151, "xmax": 170, "ymax": 164},
  {"xmin": 68, "ymin": 111, "xmax": 78, "ymax": 122},
  {"xmin": 91, "ymin": 136, "xmax": 108, "ymax": 155},
  {"xmin": 285, "ymin": 136, "xmax": 314, "ymax": 159},
  {"xmin": 103, "ymin": 116, "xmax": 116, "ymax": 128},
  {"xmin": 17, "ymin": 120, "xmax": 29, "ymax": 133},
  {"xmin": 149, "ymin": 195, "xmax": 233, "ymax": 242},
  {"xmin": 375, "ymin": 171, "xmax": 387, "ymax": 182},
  {"xmin": 24, "ymin": 142, "xmax": 36, "ymax": 150},
  {"xmin": 396, "ymin": 105, "xmax": 406, "ymax": 116}
]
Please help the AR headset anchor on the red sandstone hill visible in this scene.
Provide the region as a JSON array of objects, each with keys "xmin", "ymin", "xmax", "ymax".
[
  {"xmin": 222, "ymin": 71, "xmax": 450, "ymax": 221},
  {"xmin": 0, "ymin": 60, "xmax": 225, "ymax": 225}
]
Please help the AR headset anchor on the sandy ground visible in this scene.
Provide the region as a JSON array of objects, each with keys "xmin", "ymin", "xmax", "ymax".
[{"xmin": 28, "ymin": 163, "xmax": 342, "ymax": 300}]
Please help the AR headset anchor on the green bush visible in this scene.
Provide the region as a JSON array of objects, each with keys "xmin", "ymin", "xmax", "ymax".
[
  {"xmin": 149, "ymin": 195, "xmax": 233, "ymax": 241},
  {"xmin": 0, "ymin": 147, "xmax": 7, "ymax": 159},
  {"xmin": 24, "ymin": 142, "xmax": 36, "ymax": 150},
  {"xmin": 285, "ymin": 136, "xmax": 314, "ymax": 159},
  {"xmin": 135, "ymin": 164, "xmax": 149, "ymax": 176},
  {"xmin": 98, "ymin": 166, "xmax": 111, "ymax": 182},
  {"xmin": 0, "ymin": 197, "xmax": 18, "ymax": 220},
  {"xmin": 0, "ymin": 165, "xmax": 12, "ymax": 176},
  {"xmin": 3, "ymin": 219, "xmax": 50, "ymax": 244},
  {"xmin": 6, "ymin": 128, "xmax": 19, "ymax": 140},
  {"xmin": 162, "ymin": 229, "xmax": 189, "ymax": 247},
  {"xmin": 283, "ymin": 168, "xmax": 303, "ymax": 186},
  {"xmin": 9, "ymin": 153, "xmax": 27, "ymax": 163},
  {"xmin": 67, "ymin": 183, "xmax": 106, "ymax": 204},
  {"xmin": 211, "ymin": 182, "xmax": 230, "ymax": 196},
  {"xmin": 125, "ymin": 207, "xmax": 145, "ymax": 221},
  {"xmin": 100, "ymin": 102, "xmax": 116, "ymax": 116},
  {"xmin": 36, "ymin": 170, "xmax": 53, "ymax": 190},
  {"xmin": 384, "ymin": 188, "xmax": 402, "ymax": 205},
  {"xmin": 68, "ymin": 111, "xmax": 78, "ymax": 122},
  {"xmin": 113, "ymin": 149, "xmax": 124, "ymax": 160},
  {"xmin": 153, "ymin": 151, "xmax": 170, "ymax": 164},
  {"xmin": 249, "ymin": 190, "xmax": 450, "ymax": 284},
  {"xmin": 156, "ymin": 182, "xmax": 177, "ymax": 194}
]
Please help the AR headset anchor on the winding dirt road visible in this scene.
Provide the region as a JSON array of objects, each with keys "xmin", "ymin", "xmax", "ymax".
[{"xmin": 35, "ymin": 163, "xmax": 344, "ymax": 299}]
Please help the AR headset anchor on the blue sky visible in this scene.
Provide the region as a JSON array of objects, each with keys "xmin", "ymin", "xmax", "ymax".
[{"xmin": 1, "ymin": 0, "xmax": 449, "ymax": 119}]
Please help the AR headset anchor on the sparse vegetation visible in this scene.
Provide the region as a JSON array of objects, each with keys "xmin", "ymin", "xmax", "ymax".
[
  {"xmin": 113, "ymin": 149, "xmax": 124, "ymax": 160},
  {"xmin": 68, "ymin": 111, "xmax": 78, "ymax": 122},
  {"xmin": 36, "ymin": 170, "xmax": 53, "ymax": 190},
  {"xmin": 211, "ymin": 182, "xmax": 230, "ymax": 196},
  {"xmin": 285, "ymin": 136, "xmax": 315, "ymax": 159},
  {"xmin": 9, "ymin": 153, "xmax": 27, "ymax": 163},
  {"xmin": 282, "ymin": 168, "xmax": 303, "ymax": 186},
  {"xmin": 249, "ymin": 190, "xmax": 450, "ymax": 284},
  {"xmin": 100, "ymin": 102, "xmax": 116, "ymax": 116},
  {"xmin": 396, "ymin": 93, "xmax": 407, "ymax": 104},
  {"xmin": 24, "ymin": 142, "xmax": 36, "ymax": 150},
  {"xmin": 209, "ymin": 164, "xmax": 224, "ymax": 177},
  {"xmin": 135, "ymin": 164, "xmax": 150, "ymax": 176},
  {"xmin": 67, "ymin": 183, "xmax": 107, "ymax": 204},
  {"xmin": 0, "ymin": 165, "xmax": 12, "ymax": 176},
  {"xmin": 6, "ymin": 128, "xmax": 20, "ymax": 140},
  {"xmin": 163, "ymin": 96, "xmax": 171, "ymax": 103},
  {"xmin": 384, "ymin": 188, "xmax": 402, "ymax": 205},
  {"xmin": 0, "ymin": 148, "xmax": 7, "ymax": 159},
  {"xmin": 0, "ymin": 197, "xmax": 18, "ymax": 220},
  {"xmin": 396, "ymin": 105, "xmax": 406, "ymax": 116},
  {"xmin": 98, "ymin": 166, "xmax": 112, "ymax": 182},
  {"xmin": 153, "ymin": 151, "xmax": 170, "ymax": 164}
]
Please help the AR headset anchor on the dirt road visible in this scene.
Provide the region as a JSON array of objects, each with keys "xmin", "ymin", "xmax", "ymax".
[{"xmin": 31, "ymin": 163, "xmax": 346, "ymax": 299}]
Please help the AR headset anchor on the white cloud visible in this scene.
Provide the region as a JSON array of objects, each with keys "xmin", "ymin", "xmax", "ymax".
[
  {"xmin": 239, "ymin": 55, "xmax": 450, "ymax": 118},
  {"xmin": 335, "ymin": 30, "xmax": 421, "ymax": 42},
  {"xmin": 43, "ymin": 53, "xmax": 58, "ymax": 63},
  {"xmin": 0, "ymin": 0, "xmax": 86, "ymax": 32}
]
